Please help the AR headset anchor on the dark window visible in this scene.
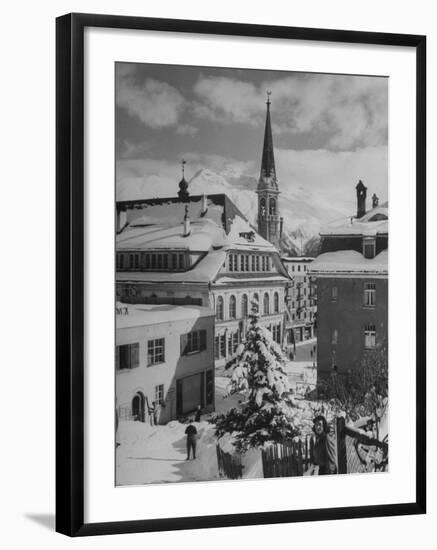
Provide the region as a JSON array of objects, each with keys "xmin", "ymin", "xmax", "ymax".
[
  {"xmin": 241, "ymin": 294, "xmax": 248, "ymax": 317},
  {"xmin": 364, "ymin": 324, "xmax": 376, "ymax": 348},
  {"xmin": 220, "ymin": 333, "xmax": 226, "ymax": 358},
  {"xmin": 206, "ymin": 370, "xmax": 214, "ymax": 405},
  {"xmin": 216, "ymin": 296, "xmax": 224, "ymax": 320},
  {"xmin": 263, "ymin": 293, "xmax": 270, "ymax": 315},
  {"xmin": 274, "ymin": 292, "xmax": 279, "ymax": 313},
  {"xmin": 332, "ymin": 286, "xmax": 338, "ymax": 302},
  {"xmin": 214, "ymin": 336, "xmax": 220, "ymax": 359},
  {"xmin": 229, "ymin": 295, "xmax": 237, "ymax": 319},
  {"xmin": 155, "ymin": 384, "xmax": 164, "ymax": 405},
  {"xmin": 364, "ymin": 282, "xmax": 376, "ymax": 306},
  {"xmin": 181, "ymin": 330, "xmax": 207, "ymax": 355},
  {"xmin": 116, "ymin": 343, "xmax": 139, "ymax": 370}
]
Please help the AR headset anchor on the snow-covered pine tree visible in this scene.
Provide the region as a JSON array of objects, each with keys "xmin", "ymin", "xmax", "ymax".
[{"xmin": 213, "ymin": 302, "xmax": 299, "ymax": 452}]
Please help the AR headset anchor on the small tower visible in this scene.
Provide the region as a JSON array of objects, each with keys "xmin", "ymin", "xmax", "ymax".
[
  {"xmin": 178, "ymin": 159, "xmax": 189, "ymax": 202},
  {"xmin": 257, "ymin": 92, "xmax": 281, "ymax": 249},
  {"xmin": 372, "ymin": 193, "xmax": 379, "ymax": 209},
  {"xmin": 356, "ymin": 180, "xmax": 367, "ymax": 218}
]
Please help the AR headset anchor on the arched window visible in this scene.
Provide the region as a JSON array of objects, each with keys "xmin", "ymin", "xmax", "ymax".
[
  {"xmin": 241, "ymin": 294, "xmax": 248, "ymax": 317},
  {"xmin": 229, "ymin": 295, "xmax": 236, "ymax": 319},
  {"xmin": 216, "ymin": 296, "xmax": 224, "ymax": 320},
  {"xmin": 269, "ymin": 198, "xmax": 276, "ymax": 215},
  {"xmin": 263, "ymin": 293, "xmax": 270, "ymax": 315},
  {"xmin": 260, "ymin": 198, "xmax": 266, "ymax": 217},
  {"xmin": 252, "ymin": 293, "xmax": 259, "ymax": 314},
  {"xmin": 274, "ymin": 292, "xmax": 279, "ymax": 313}
]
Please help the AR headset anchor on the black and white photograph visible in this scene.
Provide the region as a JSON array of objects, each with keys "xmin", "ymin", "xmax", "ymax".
[{"xmin": 114, "ymin": 62, "xmax": 389, "ymax": 486}]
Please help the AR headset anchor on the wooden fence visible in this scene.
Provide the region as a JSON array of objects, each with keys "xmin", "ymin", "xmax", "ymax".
[
  {"xmin": 261, "ymin": 436, "xmax": 313, "ymax": 478},
  {"xmin": 216, "ymin": 445, "xmax": 244, "ymax": 480}
]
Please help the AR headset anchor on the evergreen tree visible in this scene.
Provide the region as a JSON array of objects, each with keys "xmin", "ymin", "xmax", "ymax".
[{"xmin": 213, "ymin": 303, "xmax": 299, "ymax": 452}]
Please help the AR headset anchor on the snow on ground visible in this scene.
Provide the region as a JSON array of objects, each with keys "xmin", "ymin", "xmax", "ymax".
[{"xmin": 116, "ymin": 420, "xmax": 219, "ymax": 486}]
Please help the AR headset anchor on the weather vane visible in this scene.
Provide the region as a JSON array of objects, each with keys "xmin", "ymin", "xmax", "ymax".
[{"xmin": 266, "ymin": 90, "xmax": 272, "ymax": 105}]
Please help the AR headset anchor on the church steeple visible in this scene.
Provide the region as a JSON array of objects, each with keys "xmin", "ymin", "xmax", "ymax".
[
  {"xmin": 259, "ymin": 91, "xmax": 277, "ymax": 187},
  {"xmin": 257, "ymin": 92, "xmax": 281, "ymax": 249}
]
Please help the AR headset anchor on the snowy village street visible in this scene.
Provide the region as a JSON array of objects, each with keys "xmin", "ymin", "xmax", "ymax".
[{"xmin": 116, "ymin": 339, "xmax": 318, "ymax": 486}]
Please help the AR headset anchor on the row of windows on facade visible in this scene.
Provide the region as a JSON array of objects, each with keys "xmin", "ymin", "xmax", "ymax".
[
  {"xmin": 331, "ymin": 324, "xmax": 377, "ymax": 349},
  {"xmin": 291, "ymin": 310, "xmax": 314, "ymax": 322},
  {"xmin": 228, "ymin": 253, "xmax": 273, "ymax": 273},
  {"xmin": 216, "ymin": 292, "xmax": 280, "ymax": 321},
  {"xmin": 116, "ymin": 329, "xmax": 207, "ymax": 370},
  {"xmin": 116, "ymin": 252, "xmax": 188, "ymax": 271},
  {"xmin": 287, "ymin": 264, "xmax": 309, "ymax": 273},
  {"xmin": 331, "ymin": 283, "xmax": 377, "ymax": 307},
  {"xmin": 214, "ymin": 323, "xmax": 281, "ymax": 359}
]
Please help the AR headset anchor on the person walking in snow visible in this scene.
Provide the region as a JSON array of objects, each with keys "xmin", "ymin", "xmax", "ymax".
[
  {"xmin": 311, "ymin": 415, "xmax": 337, "ymax": 475},
  {"xmin": 194, "ymin": 405, "xmax": 202, "ymax": 422},
  {"xmin": 185, "ymin": 421, "xmax": 198, "ymax": 460}
]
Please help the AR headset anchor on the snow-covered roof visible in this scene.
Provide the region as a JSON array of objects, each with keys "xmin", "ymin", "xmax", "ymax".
[
  {"xmin": 320, "ymin": 203, "xmax": 388, "ymax": 237},
  {"xmin": 310, "ymin": 250, "xmax": 388, "ymax": 274},
  {"xmin": 117, "ymin": 217, "xmax": 226, "ymax": 253},
  {"xmin": 116, "ymin": 303, "xmax": 214, "ymax": 329},
  {"xmin": 127, "ymin": 199, "xmax": 224, "ymax": 230},
  {"xmin": 226, "ymin": 215, "xmax": 277, "ymax": 252}
]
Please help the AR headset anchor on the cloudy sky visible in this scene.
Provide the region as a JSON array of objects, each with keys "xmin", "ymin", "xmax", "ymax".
[{"xmin": 116, "ymin": 62, "xmax": 388, "ymax": 217}]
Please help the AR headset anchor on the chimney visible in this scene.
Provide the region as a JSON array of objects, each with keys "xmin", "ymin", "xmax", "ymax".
[
  {"xmin": 201, "ymin": 194, "xmax": 208, "ymax": 216},
  {"xmin": 280, "ymin": 216, "xmax": 284, "ymax": 238},
  {"xmin": 356, "ymin": 180, "xmax": 367, "ymax": 218},
  {"xmin": 372, "ymin": 193, "xmax": 379, "ymax": 209},
  {"xmin": 183, "ymin": 205, "xmax": 190, "ymax": 237}
]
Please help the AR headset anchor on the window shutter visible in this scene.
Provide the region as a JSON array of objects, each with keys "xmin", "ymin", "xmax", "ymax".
[
  {"xmin": 131, "ymin": 343, "xmax": 139, "ymax": 368},
  {"xmin": 200, "ymin": 330, "xmax": 207, "ymax": 351},
  {"xmin": 180, "ymin": 334, "xmax": 188, "ymax": 355}
]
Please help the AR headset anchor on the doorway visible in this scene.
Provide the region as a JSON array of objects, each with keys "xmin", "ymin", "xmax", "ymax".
[{"xmin": 131, "ymin": 391, "xmax": 145, "ymax": 422}]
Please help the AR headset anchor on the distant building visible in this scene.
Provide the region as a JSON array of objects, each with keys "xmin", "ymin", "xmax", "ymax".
[
  {"xmin": 310, "ymin": 182, "xmax": 388, "ymax": 378},
  {"xmin": 281, "ymin": 257, "xmax": 317, "ymax": 344},
  {"xmin": 115, "ymin": 192, "xmax": 291, "ymax": 369},
  {"xmin": 116, "ymin": 303, "xmax": 215, "ymax": 423},
  {"xmin": 257, "ymin": 93, "xmax": 283, "ymax": 250}
]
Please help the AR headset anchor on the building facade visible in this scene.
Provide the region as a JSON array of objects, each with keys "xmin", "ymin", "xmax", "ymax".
[
  {"xmin": 115, "ymin": 193, "xmax": 291, "ymax": 370},
  {"xmin": 310, "ymin": 182, "xmax": 388, "ymax": 379},
  {"xmin": 281, "ymin": 257, "xmax": 317, "ymax": 344},
  {"xmin": 116, "ymin": 303, "xmax": 215, "ymax": 423}
]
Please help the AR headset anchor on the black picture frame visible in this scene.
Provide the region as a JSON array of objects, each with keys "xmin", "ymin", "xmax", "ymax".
[{"xmin": 56, "ymin": 12, "xmax": 426, "ymax": 537}]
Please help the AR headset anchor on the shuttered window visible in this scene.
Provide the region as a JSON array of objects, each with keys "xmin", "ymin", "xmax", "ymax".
[
  {"xmin": 116, "ymin": 343, "xmax": 139, "ymax": 370},
  {"xmin": 180, "ymin": 330, "xmax": 207, "ymax": 355}
]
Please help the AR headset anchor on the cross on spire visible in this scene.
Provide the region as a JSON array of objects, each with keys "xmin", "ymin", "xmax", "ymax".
[
  {"xmin": 266, "ymin": 90, "xmax": 272, "ymax": 106},
  {"xmin": 181, "ymin": 158, "xmax": 186, "ymax": 177}
]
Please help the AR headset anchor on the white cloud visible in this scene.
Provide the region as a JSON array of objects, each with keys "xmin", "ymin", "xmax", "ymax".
[
  {"xmin": 192, "ymin": 74, "xmax": 388, "ymax": 150},
  {"xmin": 176, "ymin": 124, "xmax": 199, "ymax": 137},
  {"xmin": 116, "ymin": 73, "xmax": 186, "ymax": 128}
]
